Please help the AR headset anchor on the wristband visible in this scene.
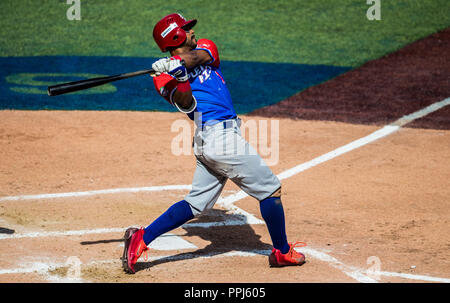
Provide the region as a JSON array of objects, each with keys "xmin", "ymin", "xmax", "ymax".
[{"xmin": 176, "ymin": 80, "xmax": 191, "ymax": 92}]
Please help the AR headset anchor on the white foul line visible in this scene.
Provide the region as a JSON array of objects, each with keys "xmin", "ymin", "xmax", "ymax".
[
  {"xmin": 219, "ymin": 97, "xmax": 450, "ymax": 208},
  {"xmin": 277, "ymin": 125, "xmax": 400, "ymax": 181},
  {"xmin": 392, "ymin": 98, "xmax": 450, "ymax": 127}
]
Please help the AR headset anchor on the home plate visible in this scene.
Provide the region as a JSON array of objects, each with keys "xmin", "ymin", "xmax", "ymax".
[{"xmin": 118, "ymin": 233, "xmax": 197, "ymax": 251}]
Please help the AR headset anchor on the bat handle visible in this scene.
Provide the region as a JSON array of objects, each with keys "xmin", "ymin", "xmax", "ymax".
[{"xmin": 148, "ymin": 59, "xmax": 186, "ymax": 78}]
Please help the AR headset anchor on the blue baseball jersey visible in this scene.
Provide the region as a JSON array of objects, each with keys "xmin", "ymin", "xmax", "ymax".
[
  {"xmin": 153, "ymin": 39, "xmax": 237, "ymax": 126},
  {"xmin": 186, "ymin": 39, "xmax": 237, "ymax": 126}
]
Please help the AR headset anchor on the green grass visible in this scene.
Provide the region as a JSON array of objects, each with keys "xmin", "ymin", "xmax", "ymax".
[{"xmin": 0, "ymin": 0, "xmax": 449, "ymax": 66}]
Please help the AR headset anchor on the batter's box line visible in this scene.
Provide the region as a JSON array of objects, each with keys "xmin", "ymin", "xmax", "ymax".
[
  {"xmin": 0, "ymin": 217, "xmax": 263, "ymax": 241},
  {"xmin": 0, "ymin": 184, "xmax": 193, "ymax": 202},
  {"xmin": 1, "ymin": 247, "xmax": 449, "ymax": 283}
]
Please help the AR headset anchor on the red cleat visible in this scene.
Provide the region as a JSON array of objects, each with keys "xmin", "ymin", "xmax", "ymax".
[
  {"xmin": 122, "ymin": 227, "xmax": 149, "ymax": 274},
  {"xmin": 269, "ymin": 242, "xmax": 306, "ymax": 267}
]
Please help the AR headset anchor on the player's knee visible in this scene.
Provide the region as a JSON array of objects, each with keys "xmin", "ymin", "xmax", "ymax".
[
  {"xmin": 259, "ymin": 187, "xmax": 282, "ymax": 204},
  {"xmin": 184, "ymin": 200, "xmax": 203, "ymax": 217},
  {"xmin": 269, "ymin": 187, "xmax": 282, "ymax": 198}
]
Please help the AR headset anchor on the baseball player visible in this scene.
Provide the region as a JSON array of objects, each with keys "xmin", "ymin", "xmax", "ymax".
[{"xmin": 122, "ymin": 13, "xmax": 306, "ymax": 274}]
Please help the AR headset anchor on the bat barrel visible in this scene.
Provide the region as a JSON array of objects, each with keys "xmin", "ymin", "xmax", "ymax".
[
  {"xmin": 47, "ymin": 76, "xmax": 117, "ymax": 96},
  {"xmin": 47, "ymin": 69, "xmax": 155, "ymax": 96}
]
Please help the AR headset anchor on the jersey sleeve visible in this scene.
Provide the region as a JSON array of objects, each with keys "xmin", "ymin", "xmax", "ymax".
[
  {"xmin": 153, "ymin": 73, "xmax": 177, "ymax": 105},
  {"xmin": 195, "ymin": 39, "xmax": 220, "ymax": 68}
]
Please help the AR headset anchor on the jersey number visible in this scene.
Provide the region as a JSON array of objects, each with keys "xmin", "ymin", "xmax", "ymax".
[{"xmin": 198, "ymin": 67, "xmax": 211, "ymax": 84}]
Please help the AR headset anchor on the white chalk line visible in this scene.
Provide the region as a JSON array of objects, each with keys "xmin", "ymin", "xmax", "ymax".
[
  {"xmin": 0, "ymin": 249, "xmax": 273, "ymax": 282},
  {"xmin": 366, "ymin": 270, "xmax": 450, "ymax": 283},
  {"xmin": 0, "ymin": 262, "xmax": 86, "ymax": 283},
  {"xmin": 0, "ymin": 184, "xmax": 192, "ymax": 202},
  {"xmin": 2, "ymin": 247, "xmax": 449, "ymax": 283},
  {"xmin": 219, "ymin": 97, "xmax": 450, "ymax": 207},
  {"xmin": 0, "ymin": 218, "xmax": 263, "ymax": 242},
  {"xmin": 0, "ymin": 227, "xmax": 125, "ymax": 240},
  {"xmin": 300, "ymin": 247, "xmax": 377, "ymax": 283},
  {"xmin": 0, "ymin": 185, "xmax": 264, "ymax": 230},
  {"xmin": 0, "ymin": 218, "xmax": 258, "ymax": 240},
  {"xmin": 0, "ymin": 97, "xmax": 449, "ymax": 283},
  {"xmin": 392, "ymin": 98, "xmax": 450, "ymax": 127}
]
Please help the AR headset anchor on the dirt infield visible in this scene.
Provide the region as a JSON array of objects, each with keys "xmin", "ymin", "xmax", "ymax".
[
  {"xmin": 0, "ymin": 111, "xmax": 449, "ymax": 283},
  {"xmin": 249, "ymin": 28, "xmax": 450, "ymax": 130},
  {"xmin": 0, "ymin": 30, "xmax": 450, "ymax": 284}
]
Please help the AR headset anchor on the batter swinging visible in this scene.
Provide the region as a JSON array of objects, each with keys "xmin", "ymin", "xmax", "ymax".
[{"xmin": 122, "ymin": 13, "xmax": 306, "ymax": 274}]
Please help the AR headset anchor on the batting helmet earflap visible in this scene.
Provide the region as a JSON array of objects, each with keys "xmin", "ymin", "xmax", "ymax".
[{"xmin": 153, "ymin": 13, "xmax": 197, "ymax": 52}]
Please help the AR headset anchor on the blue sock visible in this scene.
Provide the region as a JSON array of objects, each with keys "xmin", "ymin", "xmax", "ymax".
[
  {"xmin": 259, "ymin": 196, "xmax": 290, "ymax": 254},
  {"xmin": 143, "ymin": 200, "xmax": 194, "ymax": 245}
]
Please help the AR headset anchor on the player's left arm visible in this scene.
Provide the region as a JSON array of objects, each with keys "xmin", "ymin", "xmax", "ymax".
[
  {"xmin": 176, "ymin": 49, "xmax": 212, "ymax": 69},
  {"xmin": 169, "ymin": 39, "xmax": 219, "ymax": 110},
  {"xmin": 151, "ymin": 39, "xmax": 219, "ymax": 111},
  {"xmin": 151, "ymin": 39, "xmax": 219, "ymax": 75},
  {"xmin": 175, "ymin": 39, "xmax": 220, "ymax": 69}
]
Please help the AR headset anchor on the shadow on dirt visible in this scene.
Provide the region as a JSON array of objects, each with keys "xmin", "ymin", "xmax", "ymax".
[
  {"xmin": 80, "ymin": 238, "xmax": 123, "ymax": 245},
  {"xmin": 0, "ymin": 227, "xmax": 15, "ymax": 234},
  {"xmin": 135, "ymin": 208, "xmax": 272, "ymax": 273}
]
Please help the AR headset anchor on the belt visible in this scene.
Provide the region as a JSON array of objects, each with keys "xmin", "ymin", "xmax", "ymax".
[
  {"xmin": 193, "ymin": 119, "xmax": 240, "ymax": 148},
  {"xmin": 200, "ymin": 118, "xmax": 240, "ymax": 131},
  {"xmin": 222, "ymin": 120, "xmax": 234, "ymax": 129}
]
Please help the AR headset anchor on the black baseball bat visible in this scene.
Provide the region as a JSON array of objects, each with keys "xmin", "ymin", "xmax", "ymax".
[
  {"xmin": 47, "ymin": 69, "xmax": 157, "ymax": 96},
  {"xmin": 47, "ymin": 60, "xmax": 186, "ymax": 96}
]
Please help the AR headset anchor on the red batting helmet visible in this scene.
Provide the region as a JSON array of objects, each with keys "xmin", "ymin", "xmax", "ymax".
[{"xmin": 153, "ymin": 13, "xmax": 197, "ymax": 52}]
